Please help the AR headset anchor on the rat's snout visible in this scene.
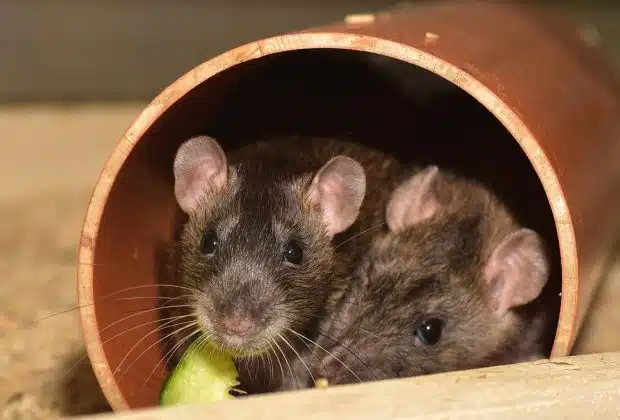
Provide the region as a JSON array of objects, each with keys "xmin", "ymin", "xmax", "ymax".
[
  {"xmin": 221, "ymin": 314, "xmax": 255, "ymax": 337},
  {"xmin": 209, "ymin": 278, "xmax": 273, "ymax": 350},
  {"xmin": 204, "ymin": 263, "xmax": 283, "ymax": 353}
]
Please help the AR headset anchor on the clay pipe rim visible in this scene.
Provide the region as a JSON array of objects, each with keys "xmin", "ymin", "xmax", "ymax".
[{"xmin": 76, "ymin": 32, "xmax": 577, "ymax": 411}]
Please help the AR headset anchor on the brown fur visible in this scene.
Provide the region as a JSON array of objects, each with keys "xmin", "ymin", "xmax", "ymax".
[
  {"xmin": 280, "ymin": 168, "xmax": 550, "ymax": 390},
  {"xmin": 160, "ymin": 136, "xmax": 405, "ymax": 393}
]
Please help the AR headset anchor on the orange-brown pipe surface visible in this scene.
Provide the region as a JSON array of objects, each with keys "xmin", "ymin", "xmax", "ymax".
[{"xmin": 77, "ymin": 1, "xmax": 620, "ymax": 411}]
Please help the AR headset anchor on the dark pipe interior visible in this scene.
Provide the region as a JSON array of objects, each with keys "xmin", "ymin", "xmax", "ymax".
[{"xmin": 195, "ymin": 49, "xmax": 562, "ymax": 354}]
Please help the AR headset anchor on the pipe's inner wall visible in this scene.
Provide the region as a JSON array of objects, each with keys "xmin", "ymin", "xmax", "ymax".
[{"xmin": 93, "ymin": 49, "xmax": 561, "ymax": 409}]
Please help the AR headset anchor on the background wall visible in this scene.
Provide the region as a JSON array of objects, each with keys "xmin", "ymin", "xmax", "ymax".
[{"xmin": 1, "ymin": 0, "xmax": 619, "ymax": 103}]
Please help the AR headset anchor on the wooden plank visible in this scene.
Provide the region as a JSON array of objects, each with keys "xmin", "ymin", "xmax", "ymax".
[{"xmin": 70, "ymin": 351, "xmax": 620, "ymax": 419}]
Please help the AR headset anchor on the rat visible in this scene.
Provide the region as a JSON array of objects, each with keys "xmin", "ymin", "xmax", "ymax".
[
  {"xmin": 278, "ymin": 165, "xmax": 551, "ymax": 390},
  {"xmin": 161, "ymin": 135, "xmax": 405, "ymax": 393}
]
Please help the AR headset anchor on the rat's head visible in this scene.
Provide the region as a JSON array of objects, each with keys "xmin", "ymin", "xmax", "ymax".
[
  {"xmin": 171, "ymin": 136, "xmax": 366, "ymax": 356},
  {"xmin": 285, "ymin": 166, "xmax": 550, "ymax": 388}
]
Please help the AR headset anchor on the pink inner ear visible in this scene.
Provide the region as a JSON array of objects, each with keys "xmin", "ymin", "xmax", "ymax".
[
  {"xmin": 409, "ymin": 198, "xmax": 438, "ymax": 224},
  {"xmin": 173, "ymin": 136, "xmax": 228, "ymax": 214},
  {"xmin": 307, "ymin": 156, "xmax": 365, "ymax": 238},
  {"xmin": 176, "ymin": 159, "xmax": 226, "ymax": 213},
  {"xmin": 484, "ymin": 260, "xmax": 512, "ymax": 315},
  {"xmin": 319, "ymin": 173, "xmax": 344, "ymax": 198},
  {"xmin": 320, "ymin": 187, "xmax": 346, "ymax": 236},
  {"xmin": 483, "ymin": 229, "xmax": 549, "ymax": 316},
  {"xmin": 181, "ymin": 160, "xmax": 215, "ymax": 199},
  {"xmin": 190, "ymin": 158, "xmax": 220, "ymax": 185},
  {"xmin": 314, "ymin": 175, "xmax": 357, "ymax": 237},
  {"xmin": 386, "ymin": 166, "xmax": 440, "ymax": 232}
]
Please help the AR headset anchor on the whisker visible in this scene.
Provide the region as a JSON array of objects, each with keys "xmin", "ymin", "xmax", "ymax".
[
  {"xmin": 112, "ymin": 319, "xmax": 192, "ymax": 375},
  {"xmin": 27, "ymin": 283, "xmax": 198, "ymax": 324},
  {"xmin": 276, "ymin": 312, "xmax": 379, "ymax": 379},
  {"xmin": 171, "ymin": 332, "xmax": 211, "ymax": 373},
  {"xmin": 247, "ymin": 353, "xmax": 257, "ymax": 387},
  {"xmin": 312, "ymin": 330, "xmax": 378, "ymax": 380},
  {"xmin": 100, "ymin": 283, "xmax": 201, "ymax": 297},
  {"xmin": 265, "ymin": 346, "xmax": 275, "ymax": 386},
  {"xmin": 195, "ymin": 333, "xmax": 213, "ymax": 355},
  {"xmin": 116, "ymin": 321, "xmax": 199, "ymax": 383},
  {"xmin": 58, "ymin": 314, "xmax": 194, "ymax": 379},
  {"xmin": 97, "ymin": 303, "xmax": 196, "ymax": 337},
  {"xmin": 76, "ymin": 262, "xmax": 121, "ymax": 267},
  {"xmin": 112, "ymin": 294, "xmax": 193, "ymax": 302},
  {"xmin": 287, "ymin": 328, "xmax": 362, "ymax": 383},
  {"xmin": 276, "ymin": 306, "xmax": 383, "ymax": 342},
  {"xmin": 272, "ymin": 337, "xmax": 297, "ymax": 390},
  {"xmin": 30, "ymin": 304, "xmax": 94, "ymax": 324},
  {"xmin": 334, "ymin": 222, "xmax": 386, "ymax": 249},
  {"xmin": 268, "ymin": 340, "xmax": 285, "ymax": 386},
  {"xmin": 143, "ymin": 328, "xmax": 204, "ymax": 387},
  {"xmin": 294, "ymin": 329, "xmax": 329, "ymax": 380},
  {"xmin": 258, "ymin": 353, "xmax": 268, "ymax": 389},
  {"xmin": 12, "ymin": 288, "xmax": 197, "ymax": 336},
  {"xmin": 111, "ymin": 314, "xmax": 196, "ymax": 375},
  {"xmin": 189, "ymin": 333, "xmax": 213, "ymax": 369},
  {"xmin": 278, "ymin": 333, "xmax": 314, "ymax": 385}
]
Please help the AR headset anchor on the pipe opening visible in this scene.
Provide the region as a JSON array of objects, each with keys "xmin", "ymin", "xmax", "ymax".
[{"xmin": 90, "ymin": 48, "xmax": 561, "ymax": 409}]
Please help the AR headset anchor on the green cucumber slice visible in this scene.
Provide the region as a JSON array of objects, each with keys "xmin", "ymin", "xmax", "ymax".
[{"xmin": 159, "ymin": 344, "xmax": 244, "ymax": 406}]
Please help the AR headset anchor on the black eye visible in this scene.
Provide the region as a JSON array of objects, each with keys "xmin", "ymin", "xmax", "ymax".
[
  {"xmin": 200, "ymin": 230, "xmax": 218, "ymax": 255},
  {"xmin": 414, "ymin": 318, "xmax": 444, "ymax": 345},
  {"xmin": 283, "ymin": 240, "xmax": 303, "ymax": 265}
]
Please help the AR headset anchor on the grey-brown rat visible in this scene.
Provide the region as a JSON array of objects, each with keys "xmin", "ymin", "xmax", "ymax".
[
  {"xmin": 161, "ymin": 135, "xmax": 405, "ymax": 393},
  {"xmin": 279, "ymin": 165, "xmax": 551, "ymax": 390}
]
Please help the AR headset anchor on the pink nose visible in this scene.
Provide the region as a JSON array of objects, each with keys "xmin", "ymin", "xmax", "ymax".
[{"xmin": 222, "ymin": 316, "xmax": 254, "ymax": 336}]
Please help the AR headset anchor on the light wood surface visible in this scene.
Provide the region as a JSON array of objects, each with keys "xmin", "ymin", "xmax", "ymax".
[{"xmin": 69, "ymin": 351, "xmax": 620, "ymax": 420}]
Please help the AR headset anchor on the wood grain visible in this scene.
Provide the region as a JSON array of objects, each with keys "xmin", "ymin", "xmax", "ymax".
[{"xmin": 69, "ymin": 351, "xmax": 620, "ymax": 420}]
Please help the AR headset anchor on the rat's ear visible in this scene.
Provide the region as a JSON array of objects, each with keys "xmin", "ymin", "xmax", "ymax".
[
  {"xmin": 483, "ymin": 228, "xmax": 549, "ymax": 316},
  {"xmin": 173, "ymin": 135, "xmax": 228, "ymax": 214},
  {"xmin": 386, "ymin": 165, "xmax": 440, "ymax": 233},
  {"xmin": 306, "ymin": 156, "xmax": 366, "ymax": 237}
]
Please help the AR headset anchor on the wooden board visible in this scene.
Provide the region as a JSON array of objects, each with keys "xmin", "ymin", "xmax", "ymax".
[{"xmin": 69, "ymin": 351, "xmax": 620, "ymax": 419}]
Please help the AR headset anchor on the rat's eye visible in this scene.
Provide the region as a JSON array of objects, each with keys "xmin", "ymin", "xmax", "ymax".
[
  {"xmin": 200, "ymin": 230, "xmax": 219, "ymax": 255},
  {"xmin": 414, "ymin": 318, "xmax": 444, "ymax": 345},
  {"xmin": 283, "ymin": 240, "xmax": 303, "ymax": 265}
]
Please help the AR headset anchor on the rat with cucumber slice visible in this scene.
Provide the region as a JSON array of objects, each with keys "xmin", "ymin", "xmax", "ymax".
[
  {"xmin": 279, "ymin": 165, "xmax": 551, "ymax": 390},
  {"xmin": 159, "ymin": 135, "xmax": 406, "ymax": 400}
]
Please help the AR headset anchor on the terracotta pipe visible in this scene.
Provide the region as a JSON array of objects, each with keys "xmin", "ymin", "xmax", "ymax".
[{"xmin": 77, "ymin": 1, "xmax": 620, "ymax": 411}]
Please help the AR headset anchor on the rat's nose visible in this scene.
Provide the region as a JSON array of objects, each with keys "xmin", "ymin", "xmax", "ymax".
[{"xmin": 221, "ymin": 315, "xmax": 254, "ymax": 337}]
